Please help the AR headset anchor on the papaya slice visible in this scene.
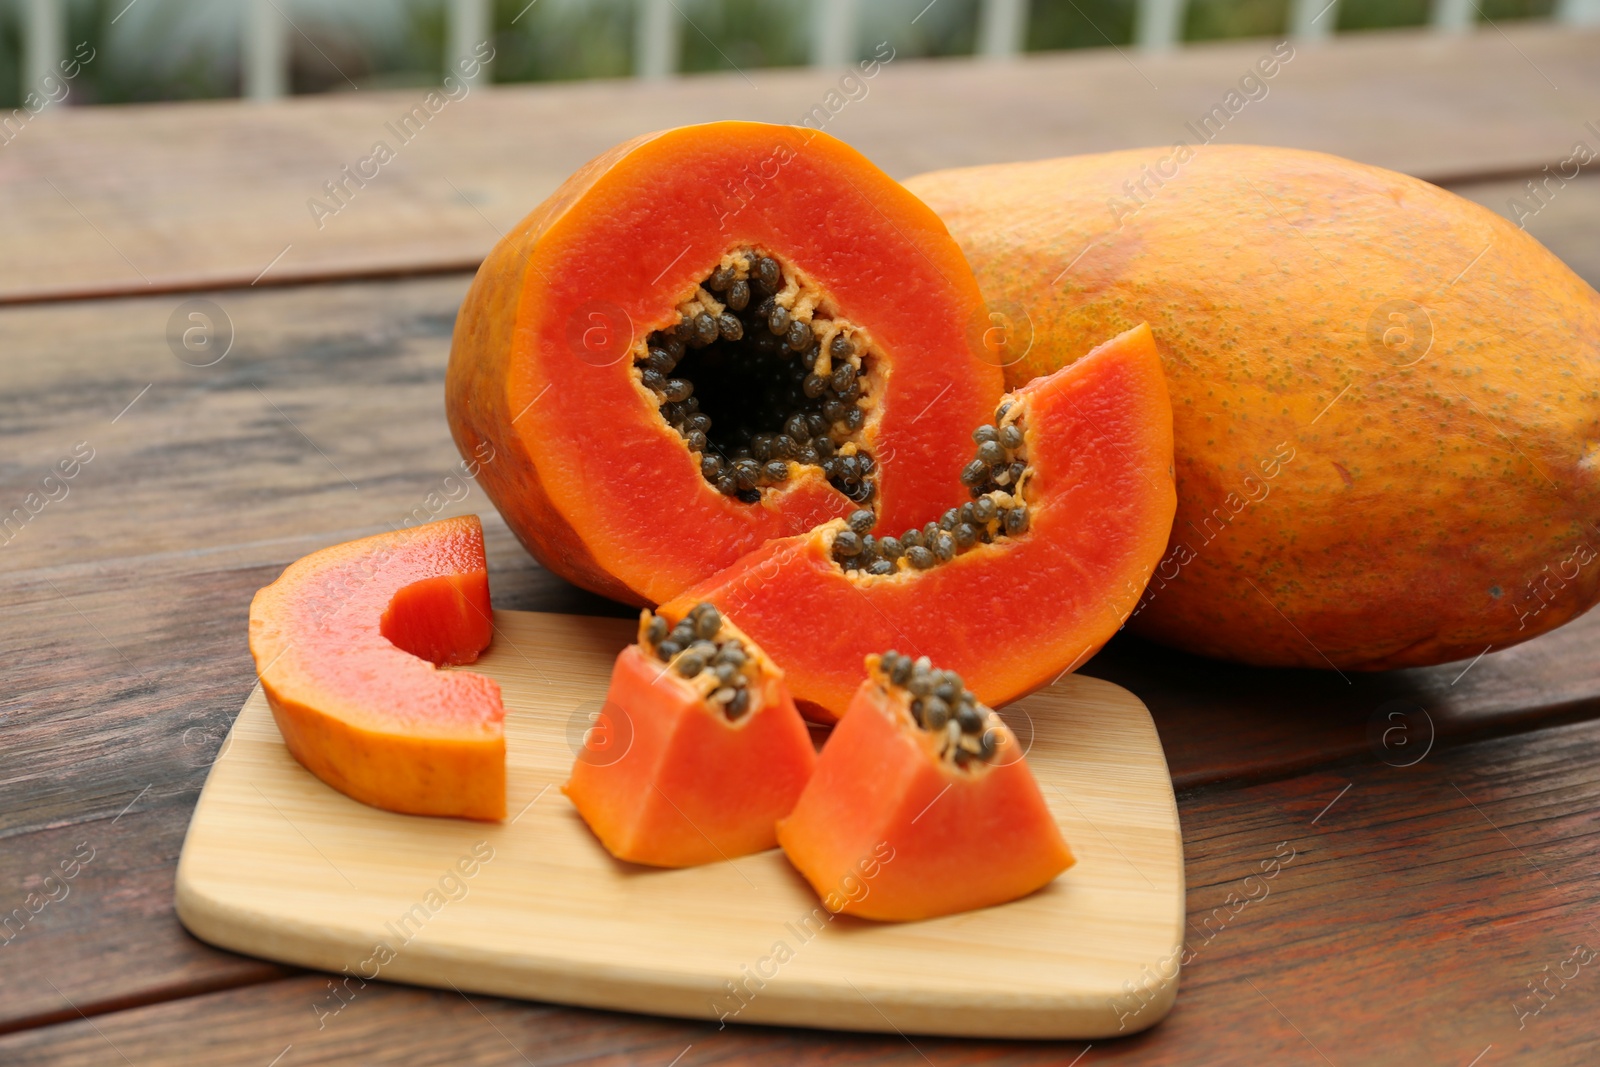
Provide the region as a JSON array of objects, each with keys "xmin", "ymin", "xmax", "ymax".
[
  {"xmin": 778, "ymin": 652, "xmax": 1072, "ymax": 921},
  {"xmin": 446, "ymin": 120, "xmax": 1004, "ymax": 607},
  {"xmin": 248, "ymin": 515, "xmax": 505, "ymax": 821},
  {"xmin": 564, "ymin": 603, "xmax": 817, "ymax": 867},
  {"xmin": 663, "ymin": 324, "xmax": 1176, "ymax": 720}
]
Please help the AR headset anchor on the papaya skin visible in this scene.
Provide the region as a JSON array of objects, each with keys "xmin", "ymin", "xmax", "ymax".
[
  {"xmin": 448, "ymin": 121, "xmax": 1003, "ymax": 608},
  {"xmin": 905, "ymin": 145, "xmax": 1600, "ymax": 670},
  {"xmin": 248, "ymin": 515, "xmax": 506, "ymax": 821}
]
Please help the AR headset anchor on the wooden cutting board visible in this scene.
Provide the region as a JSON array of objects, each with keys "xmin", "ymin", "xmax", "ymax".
[{"xmin": 176, "ymin": 610, "xmax": 1185, "ymax": 1039}]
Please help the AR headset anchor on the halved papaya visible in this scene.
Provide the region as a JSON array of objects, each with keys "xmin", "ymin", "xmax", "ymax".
[
  {"xmin": 564, "ymin": 602, "xmax": 817, "ymax": 866},
  {"xmin": 778, "ymin": 652, "xmax": 1073, "ymax": 921},
  {"xmin": 662, "ymin": 324, "xmax": 1176, "ymax": 719},
  {"xmin": 248, "ymin": 515, "xmax": 505, "ymax": 820},
  {"xmin": 446, "ymin": 121, "xmax": 1004, "ymax": 607}
]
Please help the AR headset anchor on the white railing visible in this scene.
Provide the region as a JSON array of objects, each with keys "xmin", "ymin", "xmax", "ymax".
[
  {"xmin": 1288, "ymin": 0, "xmax": 1339, "ymax": 41},
  {"xmin": 1135, "ymin": 0, "xmax": 1187, "ymax": 51},
  {"xmin": 978, "ymin": 0, "xmax": 1028, "ymax": 60},
  {"xmin": 243, "ymin": 0, "xmax": 286, "ymax": 101},
  {"xmin": 14, "ymin": 0, "xmax": 1600, "ymax": 102},
  {"xmin": 634, "ymin": 0, "xmax": 679, "ymax": 82},
  {"xmin": 1432, "ymin": 0, "xmax": 1478, "ymax": 34},
  {"xmin": 447, "ymin": 0, "xmax": 493, "ymax": 82},
  {"xmin": 812, "ymin": 0, "xmax": 860, "ymax": 67},
  {"xmin": 21, "ymin": 0, "xmax": 64, "ymax": 93}
]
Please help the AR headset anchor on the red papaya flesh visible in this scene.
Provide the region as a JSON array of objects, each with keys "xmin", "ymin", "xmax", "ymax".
[
  {"xmin": 248, "ymin": 515, "xmax": 506, "ymax": 821},
  {"xmin": 447, "ymin": 121, "xmax": 1004, "ymax": 607},
  {"xmin": 778, "ymin": 653, "xmax": 1073, "ymax": 921},
  {"xmin": 664, "ymin": 324, "xmax": 1176, "ymax": 720},
  {"xmin": 563, "ymin": 603, "xmax": 817, "ymax": 867}
]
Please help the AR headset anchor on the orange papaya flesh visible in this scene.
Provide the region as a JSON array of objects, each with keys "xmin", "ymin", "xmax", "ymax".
[
  {"xmin": 777, "ymin": 653, "xmax": 1073, "ymax": 921},
  {"xmin": 447, "ymin": 120, "xmax": 1004, "ymax": 607},
  {"xmin": 247, "ymin": 515, "xmax": 506, "ymax": 821},
  {"xmin": 663, "ymin": 324, "xmax": 1176, "ymax": 720},
  {"xmin": 563, "ymin": 603, "xmax": 818, "ymax": 867}
]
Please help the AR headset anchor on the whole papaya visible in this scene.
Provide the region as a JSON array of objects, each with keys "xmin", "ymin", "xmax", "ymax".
[{"xmin": 905, "ymin": 146, "xmax": 1600, "ymax": 670}]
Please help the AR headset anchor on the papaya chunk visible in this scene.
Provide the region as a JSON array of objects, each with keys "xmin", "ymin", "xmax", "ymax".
[
  {"xmin": 778, "ymin": 653, "xmax": 1073, "ymax": 921},
  {"xmin": 248, "ymin": 515, "xmax": 505, "ymax": 821},
  {"xmin": 564, "ymin": 603, "xmax": 817, "ymax": 867},
  {"xmin": 663, "ymin": 324, "xmax": 1177, "ymax": 719},
  {"xmin": 447, "ymin": 120, "xmax": 1004, "ymax": 607}
]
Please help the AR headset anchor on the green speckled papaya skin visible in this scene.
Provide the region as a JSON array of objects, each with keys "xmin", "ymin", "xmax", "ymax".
[{"xmin": 906, "ymin": 145, "xmax": 1600, "ymax": 670}]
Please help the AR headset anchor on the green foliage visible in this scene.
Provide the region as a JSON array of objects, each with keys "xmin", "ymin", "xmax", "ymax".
[
  {"xmin": 863, "ymin": 0, "xmax": 982, "ymax": 60},
  {"xmin": 1027, "ymin": 0, "xmax": 1138, "ymax": 50},
  {"xmin": 1477, "ymin": 0, "xmax": 1556, "ymax": 18},
  {"xmin": 491, "ymin": 0, "xmax": 634, "ymax": 82},
  {"xmin": 1335, "ymin": 0, "xmax": 1429, "ymax": 30},
  {"xmin": 1184, "ymin": 0, "xmax": 1286, "ymax": 40},
  {"xmin": 676, "ymin": 0, "xmax": 811, "ymax": 74},
  {"xmin": 0, "ymin": 9, "xmax": 19, "ymax": 109}
]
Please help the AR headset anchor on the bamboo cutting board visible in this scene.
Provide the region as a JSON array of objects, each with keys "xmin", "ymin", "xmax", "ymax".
[{"xmin": 176, "ymin": 610, "xmax": 1185, "ymax": 1039}]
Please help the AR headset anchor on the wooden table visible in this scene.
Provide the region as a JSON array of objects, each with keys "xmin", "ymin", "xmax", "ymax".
[{"xmin": 4, "ymin": 23, "xmax": 1599, "ymax": 1066}]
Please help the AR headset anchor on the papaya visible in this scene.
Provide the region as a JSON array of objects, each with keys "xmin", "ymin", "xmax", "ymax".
[
  {"xmin": 663, "ymin": 324, "xmax": 1176, "ymax": 720},
  {"xmin": 447, "ymin": 121, "xmax": 1004, "ymax": 608},
  {"xmin": 247, "ymin": 515, "xmax": 505, "ymax": 820},
  {"xmin": 778, "ymin": 652, "xmax": 1073, "ymax": 921},
  {"xmin": 564, "ymin": 602, "xmax": 817, "ymax": 866},
  {"xmin": 904, "ymin": 146, "xmax": 1600, "ymax": 669}
]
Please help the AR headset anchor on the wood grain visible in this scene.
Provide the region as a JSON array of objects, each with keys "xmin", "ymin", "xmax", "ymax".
[
  {"xmin": 2, "ymin": 276, "xmax": 1595, "ymax": 796},
  {"xmin": 4, "ymin": 25, "xmax": 1597, "ymax": 1058},
  {"xmin": 6, "ymin": 714, "xmax": 1598, "ymax": 1065},
  {"xmin": 1, "ymin": 24, "xmax": 1596, "ymax": 304},
  {"xmin": 0, "ymin": 277, "xmax": 617, "ymax": 1029},
  {"xmin": 3, "ymin": 277, "xmax": 1598, "ymax": 1045},
  {"xmin": 176, "ymin": 612, "xmax": 1184, "ymax": 1039}
]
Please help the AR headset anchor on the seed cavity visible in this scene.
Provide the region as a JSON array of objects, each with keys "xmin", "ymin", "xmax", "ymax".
[
  {"xmin": 870, "ymin": 652, "xmax": 1004, "ymax": 768},
  {"xmin": 829, "ymin": 401, "xmax": 1035, "ymax": 577},
  {"xmin": 640, "ymin": 602, "xmax": 762, "ymax": 721},
  {"xmin": 633, "ymin": 249, "xmax": 880, "ymax": 506}
]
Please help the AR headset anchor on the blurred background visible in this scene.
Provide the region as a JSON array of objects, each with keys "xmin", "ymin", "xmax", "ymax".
[{"xmin": 2, "ymin": 0, "xmax": 1592, "ymax": 108}]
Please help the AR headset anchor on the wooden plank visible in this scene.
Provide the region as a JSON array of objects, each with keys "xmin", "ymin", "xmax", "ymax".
[
  {"xmin": 3, "ymin": 275, "xmax": 1597, "ymax": 784},
  {"xmin": 0, "ymin": 25, "xmax": 1596, "ymax": 304},
  {"xmin": 3, "ymin": 509, "xmax": 1595, "ymax": 1030},
  {"xmin": 176, "ymin": 612, "xmax": 1184, "ymax": 1039},
  {"xmin": 0, "ymin": 276, "xmax": 619, "ymax": 1029},
  {"xmin": 3, "ymin": 275, "xmax": 1598, "ymax": 1033},
  {"xmin": 0, "ymin": 813, "xmax": 291, "ymax": 1037},
  {"xmin": 0, "ymin": 525, "xmax": 622, "ymax": 1032},
  {"xmin": 0, "ymin": 272, "xmax": 1595, "ymax": 798},
  {"xmin": 4, "ymin": 713, "xmax": 1597, "ymax": 1063},
  {"xmin": 1088, "ymin": 608, "xmax": 1600, "ymax": 786}
]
